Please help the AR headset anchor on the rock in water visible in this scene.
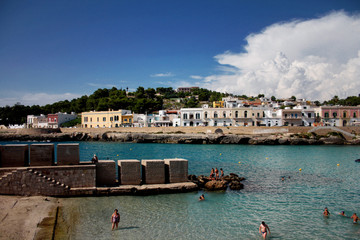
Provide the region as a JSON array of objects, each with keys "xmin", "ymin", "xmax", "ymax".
[
  {"xmin": 204, "ymin": 180, "xmax": 227, "ymax": 191},
  {"xmin": 229, "ymin": 181, "xmax": 244, "ymax": 190},
  {"xmin": 355, "ymin": 159, "xmax": 360, "ymax": 163}
]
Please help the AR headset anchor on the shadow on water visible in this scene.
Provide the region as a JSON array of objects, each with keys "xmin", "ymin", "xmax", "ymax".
[{"xmin": 117, "ymin": 226, "xmax": 140, "ymax": 230}]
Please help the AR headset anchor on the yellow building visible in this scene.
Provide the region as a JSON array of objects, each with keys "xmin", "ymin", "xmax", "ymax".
[
  {"xmin": 213, "ymin": 101, "xmax": 224, "ymax": 108},
  {"xmin": 81, "ymin": 110, "xmax": 133, "ymax": 128}
]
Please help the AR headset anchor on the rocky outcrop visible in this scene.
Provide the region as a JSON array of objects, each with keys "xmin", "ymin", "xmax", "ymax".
[
  {"xmin": 189, "ymin": 173, "xmax": 245, "ymax": 191},
  {"xmin": 0, "ymin": 130, "xmax": 358, "ymax": 145}
]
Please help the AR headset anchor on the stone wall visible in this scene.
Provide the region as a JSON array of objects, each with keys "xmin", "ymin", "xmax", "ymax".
[
  {"xmin": 96, "ymin": 160, "xmax": 116, "ymax": 186},
  {"xmin": 142, "ymin": 160, "xmax": 165, "ymax": 184},
  {"xmin": 118, "ymin": 160, "xmax": 141, "ymax": 185},
  {"xmin": 0, "ymin": 165, "xmax": 95, "ymax": 196},
  {"xmin": 57, "ymin": 143, "xmax": 80, "ymax": 165},
  {"xmin": 0, "ymin": 144, "xmax": 29, "ymax": 167},
  {"xmin": 164, "ymin": 159, "xmax": 188, "ymax": 183},
  {"xmin": 30, "ymin": 144, "xmax": 54, "ymax": 166}
]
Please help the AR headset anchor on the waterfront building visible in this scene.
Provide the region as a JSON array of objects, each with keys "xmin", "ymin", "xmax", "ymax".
[
  {"xmin": 48, "ymin": 112, "xmax": 77, "ymax": 128},
  {"xmin": 176, "ymin": 87, "xmax": 199, "ymax": 93},
  {"xmin": 180, "ymin": 108, "xmax": 204, "ymax": 127},
  {"xmin": 319, "ymin": 106, "xmax": 360, "ymax": 126},
  {"xmin": 263, "ymin": 109, "xmax": 282, "ymax": 127},
  {"xmin": 27, "ymin": 114, "xmax": 48, "ymax": 128},
  {"xmin": 81, "ymin": 110, "xmax": 133, "ymax": 128}
]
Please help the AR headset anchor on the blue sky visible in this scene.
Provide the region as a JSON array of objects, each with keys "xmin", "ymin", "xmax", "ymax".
[{"xmin": 1, "ymin": 0, "xmax": 360, "ymax": 106}]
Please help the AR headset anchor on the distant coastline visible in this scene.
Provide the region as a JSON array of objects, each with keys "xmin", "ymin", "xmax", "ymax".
[{"xmin": 0, "ymin": 126, "xmax": 359, "ymax": 145}]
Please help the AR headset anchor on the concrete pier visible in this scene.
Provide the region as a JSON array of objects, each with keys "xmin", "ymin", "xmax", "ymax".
[
  {"xmin": 96, "ymin": 160, "xmax": 116, "ymax": 186},
  {"xmin": 142, "ymin": 159, "xmax": 165, "ymax": 184},
  {"xmin": 164, "ymin": 158, "xmax": 188, "ymax": 183},
  {"xmin": 57, "ymin": 143, "xmax": 80, "ymax": 165},
  {"xmin": 30, "ymin": 144, "xmax": 54, "ymax": 166},
  {"xmin": 0, "ymin": 144, "xmax": 29, "ymax": 167},
  {"xmin": 118, "ymin": 160, "xmax": 141, "ymax": 185}
]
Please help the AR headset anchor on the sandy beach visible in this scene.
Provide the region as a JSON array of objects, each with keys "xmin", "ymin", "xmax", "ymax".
[{"xmin": 0, "ymin": 195, "xmax": 59, "ymax": 240}]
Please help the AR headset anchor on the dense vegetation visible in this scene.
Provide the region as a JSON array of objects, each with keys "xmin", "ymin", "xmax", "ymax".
[
  {"xmin": 0, "ymin": 87, "xmax": 229, "ymax": 125},
  {"xmin": 0, "ymin": 86, "xmax": 359, "ymax": 126}
]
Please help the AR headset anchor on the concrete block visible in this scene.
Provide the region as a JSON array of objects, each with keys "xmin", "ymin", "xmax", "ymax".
[
  {"xmin": 164, "ymin": 158, "xmax": 188, "ymax": 183},
  {"xmin": 141, "ymin": 159, "xmax": 165, "ymax": 184},
  {"xmin": 57, "ymin": 144, "xmax": 79, "ymax": 165},
  {"xmin": 118, "ymin": 160, "xmax": 141, "ymax": 185},
  {"xmin": 1, "ymin": 144, "xmax": 29, "ymax": 167},
  {"xmin": 96, "ymin": 160, "xmax": 116, "ymax": 186},
  {"xmin": 30, "ymin": 144, "xmax": 54, "ymax": 166}
]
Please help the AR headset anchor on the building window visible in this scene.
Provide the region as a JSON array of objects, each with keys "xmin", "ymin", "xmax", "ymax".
[
  {"xmin": 97, "ymin": 117, "xmax": 99, "ymax": 122},
  {"xmin": 223, "ymin": 111, "xmax": 226, "ymax": 118},
  {"xmin": 235, "ymin": 111, "xmax": 238, "ymax": 118},
  {"xmin": 183, "ymin": 113, "xmax": 188, "ymax": 119},
  {"xmin": 190, "ymin": 114, "xmax": 194, "ymax": 119},
  {"xmin": 214, "ymin": 112, "xmax": 218, "ymax": 118},
  {"xmin": 110, "ymin": 117, "xmax": 113, "ymax": 121},
  {"xmin": 84, "ymin": 117, "xmax": 88, "ymax": 122},
  {"xmin": 343, "ymin": 112, "xmax": 347, "ymax": 118},
  {"xmin": 324, "ymin": 112, "xmax": 329, "ymax": 118},
  {"xmin": 205, "ymin": 112, "xmax": 208, "ymax": 118},
  {"xmin": 354, "ymin": 112, "xmax": 357, "ymax": 118},
  {"xmin": 114, "ymin": 115, "xmax": 119, "ymax": 121},
  {"xmin": 257, "ymin": 113, "xmax": 260, "ymax": 118},
  {"xmin": 129, "ymin": 119, "xmax": 132, "ymax": 123},
  {"xmin": 103, "ymin": 117, "xmax": 106, "ymax": 122},
  {"xmin": 308, "ymin": 113, "xmax": 312, "ymax": 118},
  {"xmin": 295, "ymin": 114, "xmax": 298, "ymax": 118},
  {"xmin": 333, "ymin": 112, "xmax": 337, "ymax": 118},
  {"xmin": 196, "ymin": 113, "xmax": 200, "ymax": 119},
  {"xmin": 244, "ymin": 111, "xmax": 248, "ymax": 118},
  {"xmin": 90, "ymin": 118, "xmax": 92, "ymax": 122}
]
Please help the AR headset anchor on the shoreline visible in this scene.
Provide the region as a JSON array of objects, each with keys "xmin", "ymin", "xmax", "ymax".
[
  {"xmin": 0, "ymin": 126, "xmax": 359, "ymax": 144},
  {"xmin": 0, "ymin": 195, "xmax": 59, "ymax": 240}
]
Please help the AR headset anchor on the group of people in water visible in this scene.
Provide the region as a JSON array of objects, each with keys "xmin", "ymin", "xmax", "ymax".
[
  {"xmin": 323, "ymin": 207, "xmax": 358, "ymax": 224},
  {"xmin": 209, "ymin": 167, "xmax": 224, "ymax": 180}
]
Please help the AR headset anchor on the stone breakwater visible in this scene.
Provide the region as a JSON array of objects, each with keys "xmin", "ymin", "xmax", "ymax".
[{"xmin": 0, "ymin": 130, "xmax": 360, "ymax": 145}]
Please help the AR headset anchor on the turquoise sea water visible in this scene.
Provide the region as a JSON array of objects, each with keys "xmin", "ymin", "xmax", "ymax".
[{"xmin": 2, "ymin": 142, "xmax": 360, "ymax": 239}]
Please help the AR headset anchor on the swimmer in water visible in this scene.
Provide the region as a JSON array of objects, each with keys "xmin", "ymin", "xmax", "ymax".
[
  {"xmin": 323, "ymin": 207, "xmax": 330, "ymax": 217},
  {"xmin": 351, "ymin": 213, "xmax": 358, "ymax": 224},
  {"xmin": 199, "ymin": 194, "xmax": 205, "ymax": 201},
  {"xmin": 339, "ymin": 211, "xmax": 346, "ymax": 216}
]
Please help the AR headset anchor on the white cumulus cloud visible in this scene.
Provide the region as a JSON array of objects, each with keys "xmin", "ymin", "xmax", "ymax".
[
  {"xmin": 0, "ymin": 92, "xmax": 81, "ymax": 107},
  {"xmin": 202, "ymin": 11, "xmax": 360, "ymax": 100},
  {"xmin": 150, "ymin": 72, "xmax": 175, "ymax": 77}
]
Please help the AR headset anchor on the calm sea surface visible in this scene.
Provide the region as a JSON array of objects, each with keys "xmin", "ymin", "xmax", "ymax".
[{"xmin": 3, "ymin": 142, "xmax": 360, "ymax": 239}]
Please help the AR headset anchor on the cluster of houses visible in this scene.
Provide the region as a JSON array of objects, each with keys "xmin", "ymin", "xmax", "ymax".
[
  {"xmin": 79, "ymin": 97, "xmax": 360, "ymax": 128},
  {"xmin": 27, "ymin": 112, "xmax": 77, "ymax": 128}
]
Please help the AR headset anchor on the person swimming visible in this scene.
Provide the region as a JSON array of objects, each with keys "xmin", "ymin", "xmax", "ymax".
[
  {"xmin": 323, "ymin": 207, "xmax": 330, "ymax": 217},
  {"xmin": 339, "ymin": 211, "xmax": 346, "ymax": 216},
  {"xmin": 198, "ymin": 194, "xmax": 205, "ymax": 201},
  {"xmin": 351, "ymin": 213, "xmax": 358, "ymax": 224}
]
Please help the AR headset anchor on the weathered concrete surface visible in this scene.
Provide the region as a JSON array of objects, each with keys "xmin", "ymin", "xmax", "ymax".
[
  {"xmin": 142, "ymin": 159, "xmax": 165, "ymax": 184},
  {"xmin": 30, "ymin": 144, "xmax": 54, "ymax": 166},
  {"xmin": 96, "ymin": 160, "xmax": 116, "ymax": 186},
  {"xmin": 57, "ymin": 143, "xmax": 80, "ymax": 165},
  {"xmin": 0, "ymin": 144, "xmax": 29, "ymax": 167},
  {"xmin": 164, "ymin": 158, "xmax": 188, "ymax": 183},
  {"xmin": 118, "ymin": 160, "xmax": 141, "ymax": 185},
  {"xmin": 92, "ymin": 182, "xmax": 198, "ymax": 196}
]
